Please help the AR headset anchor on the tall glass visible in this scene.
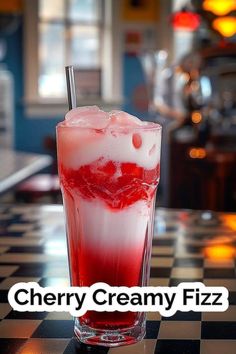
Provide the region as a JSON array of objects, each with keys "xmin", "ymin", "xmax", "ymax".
[{"xmin": 56, "ymin": 110, "xmax": 161, "ymax": 347}]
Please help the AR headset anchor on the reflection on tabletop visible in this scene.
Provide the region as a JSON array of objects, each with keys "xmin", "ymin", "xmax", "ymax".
[{"xmin": 0, "ymin": 205, "xmax": 236, "ymax": 353}]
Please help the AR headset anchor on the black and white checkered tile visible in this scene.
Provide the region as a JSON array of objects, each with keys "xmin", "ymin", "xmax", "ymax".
[{"xmin": 0, "ymin": 205, "xmax": 236, "ymax": 353}]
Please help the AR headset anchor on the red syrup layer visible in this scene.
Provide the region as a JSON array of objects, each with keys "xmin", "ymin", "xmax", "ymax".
[
  {"xmin": 75, "ymin": 246, "xmax": 144, "ymax": 329},
  {"xmin": 60, "ymin": 158, "xmax": 160, "ymax": 210},
  {"xmin": 60, "ymin": 158, "xmax": 159, "ymax": 329}
]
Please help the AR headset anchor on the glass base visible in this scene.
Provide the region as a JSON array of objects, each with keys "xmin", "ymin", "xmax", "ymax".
[{"xmin": 74, "ymin": 318, "xmax": 146, "ymax": 347}]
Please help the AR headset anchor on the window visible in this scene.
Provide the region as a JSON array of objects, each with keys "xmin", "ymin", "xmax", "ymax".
[
  {"xmin": 24, "ymin": 0, "xmax": 121, "ymax": 116},
  {"xmin": 38, "ymin": 0, "xmax": 102, "ymax": 98}
]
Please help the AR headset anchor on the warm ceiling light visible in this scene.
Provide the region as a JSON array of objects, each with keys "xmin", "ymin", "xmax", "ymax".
[
  {"xmin": 191, "ymin": 111, "xmax": 202, "ymax": 124},
  {"xmin": 172, "ymin": 10, "xmax": 200, "ymax": 31},
  {"xmin": 189, "ymin": 148, "xmax": 206, "ymax": 159},
  {"xmin": 203, "ymin": 0, "xmax": 236, "ymax": 16},
  {"xmin": 212, "ymin": 17, "xmax": 236, "ymax": 37}
]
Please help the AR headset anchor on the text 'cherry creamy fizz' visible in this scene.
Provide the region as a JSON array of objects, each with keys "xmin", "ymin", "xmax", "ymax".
[{"xmin": 56, "ymin": 106, "xmax": 162, "ymax": 347}]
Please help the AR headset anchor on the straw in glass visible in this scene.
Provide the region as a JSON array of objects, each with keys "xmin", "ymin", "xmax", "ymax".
[{"xmin": 65, "ymin": 65, "xmax": 77, "ymax": 110}]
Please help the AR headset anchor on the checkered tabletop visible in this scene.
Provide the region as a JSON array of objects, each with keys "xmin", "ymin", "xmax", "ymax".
[{"xmin": 0, "ymin": 205, "xmax": 236, "ymax": 354}]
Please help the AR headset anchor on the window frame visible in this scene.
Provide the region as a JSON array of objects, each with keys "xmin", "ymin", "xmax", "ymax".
[{"xmin": 23, "ymin": 0, "xmax": 122, "ymax": 117}]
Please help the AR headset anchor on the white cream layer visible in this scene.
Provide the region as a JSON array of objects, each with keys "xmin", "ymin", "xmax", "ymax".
[
  {"xmin": 75, "ymin": 198, "xmax": 150, "ymax": 251},
  {"xmin": 58, "ymin": 126, "xmax": 161, "ymax": 170}
]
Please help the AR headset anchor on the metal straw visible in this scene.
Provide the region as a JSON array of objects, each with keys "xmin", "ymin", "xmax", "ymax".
[{"xmin": 65, "ymin": 65, "xmax": 77, "ymax": 110}]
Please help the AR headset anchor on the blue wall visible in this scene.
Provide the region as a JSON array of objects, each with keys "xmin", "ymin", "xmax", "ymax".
[
  {"xmin": 1, "ymin": 18, "xmax": 148, "ymax": 154},
  {"xmin": 0, "ymin": 17, "xmax": 62, "ymax": 154},
  {"xmin": 122, "ymin": 53, "xmax": 148, "ymax": 119}
]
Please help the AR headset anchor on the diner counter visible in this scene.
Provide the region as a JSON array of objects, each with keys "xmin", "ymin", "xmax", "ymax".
[
  {"xmin": 0, "ymin": 149, "xmax": 52, "ymax": 194},
  {"xmin": 0, "ymin": 205, "xmax": 236, "ymax": 354}
]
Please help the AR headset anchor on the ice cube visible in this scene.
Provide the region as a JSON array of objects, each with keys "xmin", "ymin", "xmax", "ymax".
[
  {"xmin": 65, "ymin": 106, "xmax": 109, "ymax": 129},
  {"xmin": 108, "ymin": 110, "xmax": 143, "ymax": 127}
]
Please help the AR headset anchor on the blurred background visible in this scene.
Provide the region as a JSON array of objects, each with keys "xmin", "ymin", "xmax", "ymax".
[{"xmin": 0, "ymin": 0, "xmax": 235, "ymax": 211}]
